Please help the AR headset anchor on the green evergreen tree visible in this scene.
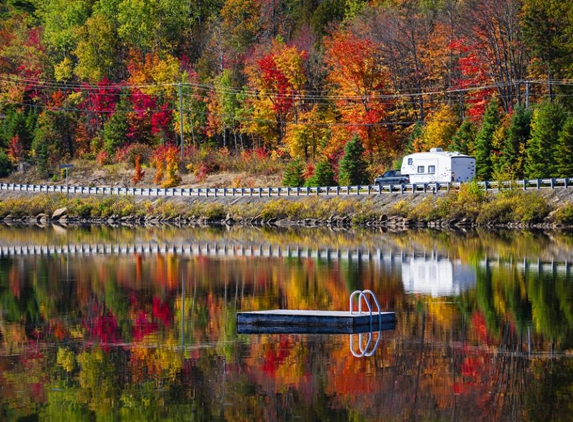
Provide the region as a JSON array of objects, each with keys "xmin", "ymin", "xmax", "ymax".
[
  {"xmin": 305, "ymin": 160, "xmax": 336, "ymax": 187},
  {"xmin": 525, "ymin": 101, "xmax": 567, "ymax": 178},
  {"xmin": 338, "ymin": 135, "xmax": 369, "ymax": 186},
  {"xmin": 405, "ymin": 121, "xmax": 423, "ymax": 154},
  {"xmin": 555, "ymin": 116, "xmax": 573, "ymax": 177},
  {"xmin": 449, "ymin": 119, "xmax": 477, "ymax": 155},
  {"xmin": 0, "ymin": 107, "xmax": 38, "ymax": 153},
  {"xmin": 282, "ymin": 159, "xmax": 305, "ymax": 187},
  {"xmin": 103, "ymin": 109, "xmax": 129, "ymax": 155},
  {"xmin": 0, "ymin": 150, "xmax": 12, "ymax": 177},
  {"xmin": 32, "ymin": 110, "xmax": 75, "ymax": 177},
  {"xmin": 498, "ymin": 106, "xmax": 532, "ymax": 180},
  {"xmin": 474, "ymin": 98, "xmax": 501, "ymax": 181}
]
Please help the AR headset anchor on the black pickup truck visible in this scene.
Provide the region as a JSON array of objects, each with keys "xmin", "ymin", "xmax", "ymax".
[{"xmin": 374, "ymin": 170, "xmax": 409, "ymax": 187}]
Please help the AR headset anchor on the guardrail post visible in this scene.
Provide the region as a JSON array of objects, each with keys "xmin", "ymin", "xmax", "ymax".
[
  {"xmin": 523, "ymin": 179, "xmax": 527, "ymax": 190},
  {"xmin": 537, "ymin": 179, "xmax": 541, "ymax": 190},
  {"xmin": 551, "ymin": 178, "xmax": 555, "ymax": 189},
  {"xmin": 306, "ymin": 187, "xmax": 310, "ymax": 196},
  {"xmin": 356, "ymin": 185, "xmax": 360, "ymax": 196},
  {"xmin": 565, "ymin": 179, "xmax": 569, "ymax": 188}
]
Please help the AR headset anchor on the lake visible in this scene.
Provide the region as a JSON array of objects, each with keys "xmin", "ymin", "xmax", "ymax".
[{"xmin": 1, "ymin": 225, "xmax": 572, "ymax": 421}]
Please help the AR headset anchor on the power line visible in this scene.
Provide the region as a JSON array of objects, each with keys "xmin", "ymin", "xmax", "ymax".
[{"xmin": 0, "ymin": 74, "xmax": 547, "ymax": 102}]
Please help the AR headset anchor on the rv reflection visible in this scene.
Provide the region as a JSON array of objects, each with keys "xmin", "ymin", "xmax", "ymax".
[{"xmin": 401, "ymin": 256, "xmax": 476, "ymax": 297}]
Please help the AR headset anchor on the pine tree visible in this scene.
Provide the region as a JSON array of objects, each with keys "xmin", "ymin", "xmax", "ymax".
[
  {"xmin": 282, "ymin": 159, "xmax": 305, "ymax": 187},
  {"xmin": 525, "ymin": 101, "xmax": 567, "ymax": 178},
  {"xmin": 474, "ymin": 98, "xmax": 501, "ymax": 181},
  {"xmin": 555, "ymin": 116, "xmax": 573, "ymax": 177},
  {"xmin": 450, "ymin": 119, "xmax": 477, "ymax": 155},
  {"xmin": 103, "ymin": 102, "xmax": 130, "ymax": 155},
  {"xmin": 338, "ymin": 135, "xmax": 369, "ymax": 186},
  {"xmin": 491, "ymin": 118, "xmax": 509, "ymax": 179},
  {"xmin": 0, "ymin": 150, "xmax": 12, "ymax": 177},
  {"xmin": 305, "ymin": 160, "xmax": 336, "ymax": 187},
  {"xmin": 498, "ymin": 106, "xmax": 532, "ymax": 180}
]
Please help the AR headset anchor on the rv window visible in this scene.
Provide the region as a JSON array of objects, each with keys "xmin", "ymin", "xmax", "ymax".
[
  {"xmin": 428, "ymin": 165, "xmax": 435, "ymax": 174},
  {"xmin": 407, "ymin": 158, "xmax": 413, "ymax": 165},
  {"xmin": 417, "ymin": 166, "xmax": 424, "ymax": 173}
]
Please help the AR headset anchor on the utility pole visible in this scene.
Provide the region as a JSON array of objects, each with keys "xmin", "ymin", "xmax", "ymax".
[{"xmin": 178, "ymin": 83, "xmax": 185, "ymax": 158}]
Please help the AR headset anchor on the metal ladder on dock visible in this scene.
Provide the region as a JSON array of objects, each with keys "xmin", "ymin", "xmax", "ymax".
[{"xmin": 349, "ymin": 290, "xmax": 383, "ymax": 357}]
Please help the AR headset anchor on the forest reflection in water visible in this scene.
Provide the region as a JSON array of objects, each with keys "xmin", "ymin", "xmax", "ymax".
[{"xmin": 1, "ymin": 225, "xmax": 573, "ymax": 421}]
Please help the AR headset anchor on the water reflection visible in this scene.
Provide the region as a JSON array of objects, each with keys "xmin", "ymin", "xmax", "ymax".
[
  {"xmin": 402, "ymin": 255, "xmax": 476, "ymax": 297},
  {"xmin": 1, "ymin": 226, "xmax": 573, "ymax": 420}
]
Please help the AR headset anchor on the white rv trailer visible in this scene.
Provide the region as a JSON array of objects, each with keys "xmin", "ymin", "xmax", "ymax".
[{"xmin": 400, "ymin": 148, "xmax": 476, "ymax": 183}]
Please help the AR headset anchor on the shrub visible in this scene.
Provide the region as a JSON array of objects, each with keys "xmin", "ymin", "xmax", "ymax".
[
  {"xmin": 476, "ymin": 190, "xmax": 551, "ymax": 224},
  {"xmin": 408, "ymin": 196, "xmax": 443, "ymax": 222},
  {"xmin": 126, "ymin": 143, "xmax": 153, "ymax": 166},
  {"xmin": 551, "ymin": 203, "xmax": 573, "ymax": 225},
  {"xmin": 390, "ymin": 199, "xmax": 411, "ymax": 217},
  {"xmin": 449, "ymin": 180, "xmax": 488, "ymax": 219},
  {"xmin": 96, "ymin": 150, "xmax": 111, "ymax": 166},
  {"xmin": 476, "ymin": 197, "xmax": 516, "ymax": 224},
  {"xmin": 203, "ymin": 203, "xmax": 226, "ymax": 220}
]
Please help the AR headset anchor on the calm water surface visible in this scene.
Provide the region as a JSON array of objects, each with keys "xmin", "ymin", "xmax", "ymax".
[{"xmin": 1, "ymin": 225, "xmax": 573, "ymax": 421}]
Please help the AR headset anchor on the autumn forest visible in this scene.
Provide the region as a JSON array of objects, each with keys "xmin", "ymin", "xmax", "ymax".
[{"xmin": 2, "ymin": 0, "xmax": 573, "ymax": 186}]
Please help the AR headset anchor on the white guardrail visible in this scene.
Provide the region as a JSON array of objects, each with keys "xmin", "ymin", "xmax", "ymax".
[{"xmin": 1, "ymin": 178, "xmax": 573, "ymax": 198}]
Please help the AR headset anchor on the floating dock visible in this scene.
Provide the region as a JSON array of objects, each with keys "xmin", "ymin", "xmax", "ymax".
[{"xmin": 237, "ymin": 309, "xmax": 396, "ymax": 334}]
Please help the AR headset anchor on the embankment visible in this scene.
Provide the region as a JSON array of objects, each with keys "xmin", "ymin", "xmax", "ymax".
[{"xmin": 2, "ymin": 184, "xmax": 573, "ymax": 230}]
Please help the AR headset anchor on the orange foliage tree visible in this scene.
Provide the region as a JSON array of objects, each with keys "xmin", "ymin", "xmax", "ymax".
[
  {"xmin": 323, "ymin": 30, "xmax": 396, "ymax": 162},
  {"xmin": 132, "ymin": 155, "xmax": 145, "ymax": 185},
  {"xmin": 151, "ymin": 144, "xmax": 181, "ymax": 187},
  {"xmin": 163, "ymin": 145, "xmax": 182, "ymax": 188}
]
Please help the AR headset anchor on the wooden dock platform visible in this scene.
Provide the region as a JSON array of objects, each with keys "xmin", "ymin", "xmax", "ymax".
[{"xmin": 237, "ymin": 309, "xmax": 396, "ymax": 334}]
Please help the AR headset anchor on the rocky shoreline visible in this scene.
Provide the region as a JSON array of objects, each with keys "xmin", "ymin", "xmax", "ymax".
[
  {"xmin": 3, "ymin": 185, "xmax": 573, "ymax": 231},
  {"xmin": 1, "ymin": 204, "xmax": 569, "ymax": 232}
]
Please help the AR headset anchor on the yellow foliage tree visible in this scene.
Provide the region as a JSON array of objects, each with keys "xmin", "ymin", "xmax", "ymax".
[
  {"xmin": 283, "ymin": 105, "xmax": 331, "ymax": 160},
  {"xmin": 414, "ymin": 104, "xmax": 460, "ymax": 152}
]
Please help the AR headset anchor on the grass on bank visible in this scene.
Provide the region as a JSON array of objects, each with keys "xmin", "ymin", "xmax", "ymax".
[{"xmin": 0, "ymin": 185, "xmax": 570, "ymax": 226}]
